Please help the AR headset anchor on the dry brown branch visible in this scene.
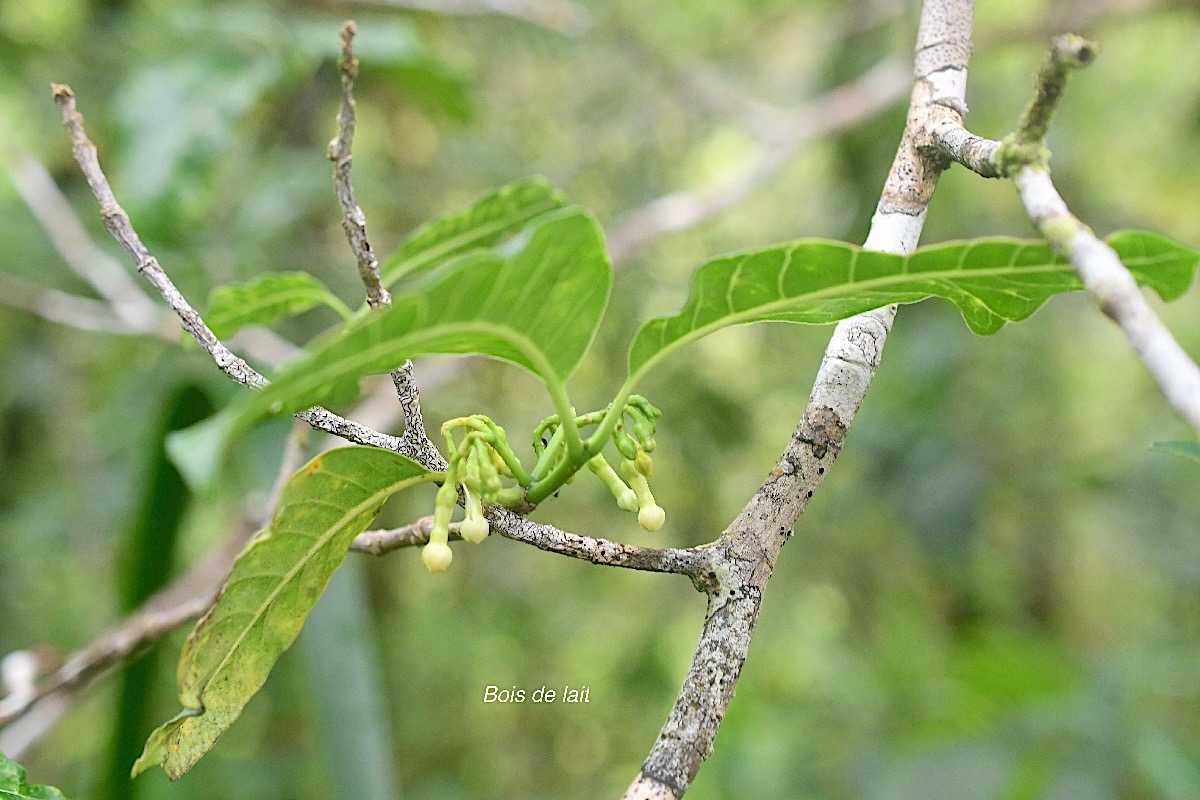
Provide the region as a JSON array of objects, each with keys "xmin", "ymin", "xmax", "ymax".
[
  {"xmin": 0, "ymin": 421, "xmax": 311, "ymax": 748},
  {"xmin": 0, "ymin": 273, "xmax": 165, "ymax": 336},
  {"xmin": 0, "ymin": 524, "xmax": 251, "ymax": 733}
]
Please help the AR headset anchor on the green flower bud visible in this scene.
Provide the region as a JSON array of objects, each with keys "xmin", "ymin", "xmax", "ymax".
[
  {"xmin": 638, "ymin": 503, "xmax": 666, "ymax": 532},
  {"xmin": 634, "ymin": 450, "xmax": 653, "ymax": 477},
  {"xmin": 435, "ymin": 479, "xmax": 459, "ymax": 514},
  {"xmin": 462, "ymin": 445, "xmax": 483, "ymax": 493},
  {"xmin": 625, "ymin": 406, "xmax": 657, "ymax": 453},
  {"xmin": 613, "ymin": 425, "xmax": 639, "ymax": 461},
  {"xmin": 620, "ymin": 458, "xmax": 665, "ymax": 531},
  {"xmin": 627, "ymin": 395, "xmax": 662, "ymax": 419},
  {"xmin": 489, "ymin": 447, "xmax": 513, "ymax": 479},
  {"xmin": 461, "ymin": 491, "xmax": 489, "ymax": 544},
  {"xmin": 587, "ymin": 455, "xmax": 638, "ymax": 512},
  {"xmin": 422, "ymin": 541, "xmax": 453, "ymax": 573},
  {"xmin": 425, "ymin": 477, "xmax": 458, "ymax": 571}
]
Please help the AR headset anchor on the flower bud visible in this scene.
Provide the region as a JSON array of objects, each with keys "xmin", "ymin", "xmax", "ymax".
[
  {"xmin": 613, "ymin": 426, "xmax": 639, "ymax": 461},
  {"xmin": 421, "ymin": 541, "xmax": 453, "ymax": 573},
  {"xmin": 461, "ymin": 491, "xmax": 489, "ymax": 544},
  {"xmin": 620, "ymin": 458, "xmax": 664, "ymax": 531},
  {"xmin": 587, "ymin": 454, "xmax": 638, "ymax": 512},
  {"xmin": 638, "ymin": 503, "xmax": 666, "ymax": 532}
]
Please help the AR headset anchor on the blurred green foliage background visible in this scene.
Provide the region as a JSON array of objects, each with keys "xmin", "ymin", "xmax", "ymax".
[{"xmin": 1, "ymin": 0, "xmax": 1199, "ymax": 798}]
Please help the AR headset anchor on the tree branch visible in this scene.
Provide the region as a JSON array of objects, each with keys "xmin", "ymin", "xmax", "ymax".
[
  {"xmin": 47, "ymin": 83, "xmax": 440, "ymax": 463},
  {"xmin": 329, "ymin": 21, "xmax": 390, "ymax": 310},
  {"xmin": 0, "ymin": 273, "xmax": 164, "ymax": 336},
  {"xmin": 352, "ymin": 510, "xmax": 712, "ymax": 578},
  {"xmin": 326, "ymin": 21, "xmax": 443, "ymax": 469},
  {"xmin": 623, "ymin": 1, "xmax": 976, "ymax": 796},
  {"xmin": 924, "ymin": 35, "xmax": 1200, "ymax": 440}
]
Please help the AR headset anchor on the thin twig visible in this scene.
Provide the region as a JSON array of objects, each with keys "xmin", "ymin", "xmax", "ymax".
[
  {"xmin": 623, "ymin": 1, "xmax": 976, "ymax": 796},
  {"xmin": 327, "ymin": 22, "xmax": 442, "ymax": 466},
  {"xmin": 925, "ymin": 35, "xmax": 1200, "ymax": 440},
  {"xmin": 352, "ymin": 516, "xmax": 462, "ymax": 554},
  {"xmin": 0, "ymin": 525, "xmax": 249, "ymax": 731},
  {"xmin": 352, "ymin": 510, "xmax": 712, "ymax": 578},
  {"xmin": 390, "ymin": 362, "xmax": 445, "ymax": 468},
  {"xmin": 329, "ymin": 21, "xmax": 390, "ymax": 310},
  {"xmin": 49, "ymin": 84, "xmax": 422, "ymax": 459},
  {"xmin": 0, "ymin": 419, "xmax": 311, "ymax": 743}
]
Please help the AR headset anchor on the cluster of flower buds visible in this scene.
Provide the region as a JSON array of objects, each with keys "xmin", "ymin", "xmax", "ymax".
[
  {"xmin": 572, "ymin": 395, "xmax": 665, "ymax": 532},
  {"xmin": 422, "ymin": 415, "xmax": 530, "ymax": 573}
]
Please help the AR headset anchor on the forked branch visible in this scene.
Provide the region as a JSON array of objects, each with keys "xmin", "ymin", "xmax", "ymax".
[
  {"xmin": 924, "ymin": 35, "xmax": 1200, "ymax": 440},
  {"xmin": 623, "ymin": 0, "xmax": 977, "ymax": 796}
]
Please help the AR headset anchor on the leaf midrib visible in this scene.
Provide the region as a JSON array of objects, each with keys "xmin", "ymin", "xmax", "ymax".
[
  {"xmin": 212, "ymin": 286, "xmax": 332, "ymax": 321},
  {"xmin": 630, "ymin": 255, "xmax": 1160, "ymax": 381},
  {"xmin": 190, "ymin": 471, "xmax": 428, "ymax": 711},
  {"xmin": 381, "ymin": 196, "xmax": 560, "ymax": 288},
  {"xmin": 256, "ymin": 320, "xmax": 563, "ymax": 420}
]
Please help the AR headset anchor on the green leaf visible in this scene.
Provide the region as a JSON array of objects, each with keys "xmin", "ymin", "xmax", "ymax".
[
  {"xmin": 173, "ymin": 207, "xmax": 611, "ymax": 486},
  {"xmin": 628, "ymin": 230, "xmax": 1199, "ymax": 381},
  {"xmin": 381, "ymin": 177, "xmax": 565, "ymax": 286},
  {"xmin": 205, "ymin": 272, "xmax": 351, "ymax": 339},
  {"xmin": 0, "ymin": 752, "xmax": 68, "ymax": 800},
  {"xmin": 1152, "ymin": 441, "xmax": 1200, "ymax": 464},
  {"xmin": 133, "ymin": 447, "xmax": 436, "ymax": 780}
]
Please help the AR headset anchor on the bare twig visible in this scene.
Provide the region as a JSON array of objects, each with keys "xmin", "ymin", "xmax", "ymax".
[
  {"xmin": 926, "ymin": 35, "xmax": 1200, "ymax": 440},
  {"xmin": 352, "ymin": 510, "xmax": 712, "ymax": 578},
  {"xmin": 48, "ymin": 84, "xmax": 427, "ymax": 460},
  {"xmin": 606, "ymin": 58, "xmax": 911, "ymax": 265},
  {"xmin": 623, "ymin": 2, "xmax": 976, "ymax": 796},
  {"xmin": 390, "ymin": 362, "xmax": 445, "ymax": 468},
  {"xmin": 348, "ymin": 0, "xmax": 591, "ymax": 36},
  {"xmin": 329, "ymin": 21, "xmax": 390, "ymax": 309},
  {"xmin": 326, "ymin": 22, "xmax": 442, "ymax": 467},
  {"xmin": 352, "ymin": 516, "xmax": 463, "ymax": 553}
]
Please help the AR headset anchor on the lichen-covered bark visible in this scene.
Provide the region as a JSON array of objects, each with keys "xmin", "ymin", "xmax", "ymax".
[{"xmin": 623, "ymin": 2, "xmax": 978, "ymax": 797}]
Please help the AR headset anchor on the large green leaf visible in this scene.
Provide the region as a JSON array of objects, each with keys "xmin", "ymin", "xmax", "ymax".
[
  {"xmin": 381, "ymin": 176, "xmax": 564, "ymax": 286},
  {"xmin": 133, "ymin": 447, "xmax": 436, "ymax": 780},
  {"xmin": 205, "ymin": 272, "xmax": 351, "ymax": 339},
  {"xmin": 0, "ymin": 752, "xmax": 67, "ymax": 800},
  {"xmin": 628, "ymin": 230, "xmax": 1199, "ymax": 381},
  {"xmin": 170, "ymin": 207, "xmax": 611, "ymax": 487}
]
